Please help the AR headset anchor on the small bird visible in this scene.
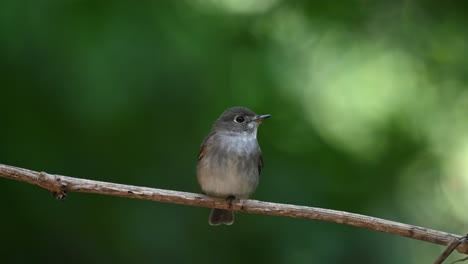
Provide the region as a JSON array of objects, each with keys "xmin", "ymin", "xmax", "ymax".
[{"xmin": 197, "ymin": 106, "xmax": 270, "ymax": 225}]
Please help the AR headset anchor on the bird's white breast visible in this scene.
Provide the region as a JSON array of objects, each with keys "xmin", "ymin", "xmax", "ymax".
[
  {"xmin": 197, "ymin": 132, "xmax": 261, "ymax": 198},
  {"xmin": 218, "ymin": 132, "xmax": 258, "ymax": 154}
]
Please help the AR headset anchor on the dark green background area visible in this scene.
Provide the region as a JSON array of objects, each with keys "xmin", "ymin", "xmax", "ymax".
[{"xmin": 1, "ymin": 1, "xmax": 467, "ymax": 263}]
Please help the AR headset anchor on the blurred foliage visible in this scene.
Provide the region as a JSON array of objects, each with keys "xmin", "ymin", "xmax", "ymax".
[{"xmin": 1, "ymin": 0, "xmax": 468, "ymax": 263}]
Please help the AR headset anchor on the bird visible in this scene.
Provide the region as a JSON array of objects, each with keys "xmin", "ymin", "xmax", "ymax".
[{"xmin": 197, "ymin": 106, "xmax": 270, "ymax": 225}]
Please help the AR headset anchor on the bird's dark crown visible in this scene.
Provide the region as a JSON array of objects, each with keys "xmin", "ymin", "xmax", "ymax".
[
  {"xmin": 212, "ymin": 106, "xmax": 258, "ymax": 133},
  {"xmin": 219, "ymin": 106, "xmax": 256, "ymax": 121}
]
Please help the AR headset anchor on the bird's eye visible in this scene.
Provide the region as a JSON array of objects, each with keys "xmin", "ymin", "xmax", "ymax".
[{"xmin": 234, "ymin": 115, "xmax": 245, "ymax": 123}]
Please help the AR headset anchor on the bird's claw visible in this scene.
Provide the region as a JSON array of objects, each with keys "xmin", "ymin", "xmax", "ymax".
[{"xmin": 226, "ymin": 195, "xmax": 236, "ymax": 208}]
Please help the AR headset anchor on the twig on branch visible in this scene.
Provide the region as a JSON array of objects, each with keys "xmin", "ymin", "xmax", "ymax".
[
  {"xmin": 1, "ymin": 163, "xmax": 467, "ymax": 256},
  {"xmin": 434, "ymin": 235, "xmax": 468, "ymax": 264},
  {"xmin": 451, "ymin": 256, "xmax": 468, "ymax": 264}
]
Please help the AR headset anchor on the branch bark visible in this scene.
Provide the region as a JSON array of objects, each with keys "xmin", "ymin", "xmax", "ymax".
[{"xmin": 1, "ymin": 163, "xmax": 467, "ymax": 256}]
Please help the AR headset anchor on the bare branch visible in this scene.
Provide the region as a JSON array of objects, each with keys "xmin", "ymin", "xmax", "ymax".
[{"xmin": 1, "ymin": 163, "xmax": 467, "ymax": 255}]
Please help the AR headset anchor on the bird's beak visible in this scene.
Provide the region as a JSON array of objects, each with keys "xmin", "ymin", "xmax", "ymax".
[{"xmin": 254, "ymin": 114, "xmax": 271, "ymax": 123}]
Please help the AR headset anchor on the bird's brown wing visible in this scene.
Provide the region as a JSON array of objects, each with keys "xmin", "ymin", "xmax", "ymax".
[
  {"xmin": 258, "ymin": 155, "xmax": 264, "ymax": 175},
  {"xmin": 198, "ymin": 145, "xmax": 205, "ymax": 161},
  {"xmin": 198, "ymin": 131, "xmax": 216, "ymax": 161}
]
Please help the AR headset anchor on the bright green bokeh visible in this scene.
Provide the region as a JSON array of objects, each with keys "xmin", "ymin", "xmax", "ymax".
[{"xmin": 1, "ymin": 1, "xmax": 467, "ymax": 263}]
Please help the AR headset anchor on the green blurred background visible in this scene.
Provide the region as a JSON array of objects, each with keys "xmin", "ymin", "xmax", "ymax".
[{"xmin": 1, "ymin": 0, "xmax": 467, "ymax": 263}]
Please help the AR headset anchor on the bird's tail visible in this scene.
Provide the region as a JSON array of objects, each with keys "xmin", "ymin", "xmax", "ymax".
[{"xmin": 209, "ymin": 209, "xmax": 234, "ymax": 226}]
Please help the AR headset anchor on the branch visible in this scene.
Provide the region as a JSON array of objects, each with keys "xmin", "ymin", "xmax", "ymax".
[{"xmin": 1, "ymin": 163, "xmax": 467, "ymax": 257}]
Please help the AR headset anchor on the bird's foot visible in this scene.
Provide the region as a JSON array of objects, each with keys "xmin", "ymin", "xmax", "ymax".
[{"xmin": 226, "ymin": 195, "xmax": 236, "ymax": 209}]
